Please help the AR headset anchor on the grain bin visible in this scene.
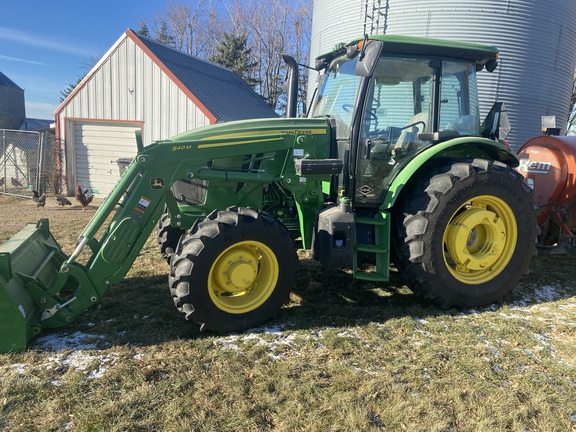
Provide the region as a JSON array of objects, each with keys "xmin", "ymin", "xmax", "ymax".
[
  {"xmin": 309, "ymin": 0, "xmax": 576, "ymax": 150},
  {"xmin": 0, "ymin": 71, "xmax": 25, "ymax": 130}
]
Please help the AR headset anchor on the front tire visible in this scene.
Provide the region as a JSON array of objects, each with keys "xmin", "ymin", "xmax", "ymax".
[
  {"xmin": 395, "ymin": 159, "xmax": 536, "ymax": 308},
  {"xmin": 169, "ymin": 207, "xmax": 298, "ymax": 332},
  {"xmin": 157, "ymin": 210, "xmax": 185, "ymax": 264}
]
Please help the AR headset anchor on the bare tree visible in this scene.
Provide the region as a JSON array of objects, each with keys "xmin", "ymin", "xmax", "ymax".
[
  {"xmin": 142, "ymin": 0, "xmax": 221, "ymax": 58},
  {"xmin": 292, "ymin": 0, "xmax": 313, "ymax": 115},
  {"xmin": 141, "ymin": 0, "xmax": 312, "ymax": 115},
  {"xmin": 163, "ymin": 0, "xmax": 220, "ymax": 57},
  {"xmin": 225, "ymin": 0, "xmax": 312, "ymax": 113}
]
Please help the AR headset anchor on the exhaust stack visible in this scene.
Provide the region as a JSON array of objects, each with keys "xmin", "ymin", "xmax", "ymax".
[{"xmin": 282, "ymin": 55, "xmax": 299, "ymax": 118}]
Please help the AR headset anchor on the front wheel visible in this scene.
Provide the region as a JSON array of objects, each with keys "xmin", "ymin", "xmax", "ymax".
[
  {"xmin": 395, "ymin": 159, "xmax": 536, "ymax": 308},
  {"xmin": 169, "ymin": 207, "xmax": 299, "ymax": 332},
  {"xmin": 157, "ymin": 209, "xmax": 185, "ymax": 264}
]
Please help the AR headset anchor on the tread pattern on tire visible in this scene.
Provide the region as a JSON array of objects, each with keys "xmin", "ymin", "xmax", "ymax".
[
  {"xmin": 395, "ymin": 158, "xmax": 536, "ymax": 308},
  {"xmin": 168, "ymin": 206, "xmax": 299, "ymax": 332},
  {"xmin": 157, "ymin": 211, "xmax": 185, "ymax": 264}
]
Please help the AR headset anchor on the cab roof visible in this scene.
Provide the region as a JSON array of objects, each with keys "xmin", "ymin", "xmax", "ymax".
[{"xmin": 317, "ymin": 34, "xmax": 499, "ymax": 66}]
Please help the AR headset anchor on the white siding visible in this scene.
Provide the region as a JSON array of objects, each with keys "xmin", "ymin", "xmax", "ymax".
[
  {"xmin": 57, "ymin": 33, "xmax": 212, "ymax": 194},
  {"xmin": 59, "ymin": 36, "xmax": 211, "ymax": 143},
  {"xmin": 73, "ymin": 121, "xmax": 140, "ymax": 197}
]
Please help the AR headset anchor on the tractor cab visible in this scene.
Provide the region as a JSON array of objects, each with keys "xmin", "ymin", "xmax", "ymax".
[{"xmin": 309, "ymin": 35, "xmax": 501, "ymax": 205}]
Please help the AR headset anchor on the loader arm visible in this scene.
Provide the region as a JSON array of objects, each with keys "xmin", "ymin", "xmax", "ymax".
[{"xmin": 0, "ymin": 120, "xmax": 332, "ymax": 352}]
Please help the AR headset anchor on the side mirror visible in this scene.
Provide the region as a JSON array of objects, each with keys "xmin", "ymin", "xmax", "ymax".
[
  {"xmin": 354, "ymin": 40, "xmax": 383, "ymax": 77},
  {"xmin": 486, "ymin": 59, "xmax": 498, "ymax": 73}
]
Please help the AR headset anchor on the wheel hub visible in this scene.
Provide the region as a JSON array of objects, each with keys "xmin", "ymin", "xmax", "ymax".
[
  {"xmin": 208, "ymin": 239, "xmax": 279, "ymax": 314},
  {"xmin": 214, "ymin": 247, "xmax": 259, "ymax": 295},
  {"xmin": 446, "ymin": 207, "xmax": 506, "ymax": 272},
  {"xmin": 226, "ymin": 260, "xmax": 257, "ymax": 291}
]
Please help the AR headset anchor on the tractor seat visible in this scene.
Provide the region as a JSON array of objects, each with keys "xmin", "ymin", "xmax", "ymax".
[{"xmin": 394, "ymin": 112, "xmax": 428, "ymax": 156}]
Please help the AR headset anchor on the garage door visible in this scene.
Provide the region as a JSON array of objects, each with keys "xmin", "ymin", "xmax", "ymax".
[{"xmin": 74, "ymin": 122, "xmax": 140, "ymax": 197}]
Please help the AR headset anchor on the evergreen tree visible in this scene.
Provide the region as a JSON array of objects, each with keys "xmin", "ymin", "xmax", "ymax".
[
  {"xmin": 137, "ymin": 22, "xmax": 151, "ymax": 38},
  {"xmin": 209, "ymin": 33, "xmax": 259, "ymax": 90},
  {"xmin": 60, "ymin": 76, "xmax": 84, "ymax": 102},
  {"xmin": 156, "ymin": 22, "xmax": 174, "ymax": 46}
]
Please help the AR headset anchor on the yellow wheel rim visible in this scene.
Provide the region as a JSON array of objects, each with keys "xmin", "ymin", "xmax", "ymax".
[
  {"xmin": 208, "ymin": 240, "xmax": 279, "ymax": 314},
  {"xmin": 443, "ymin": 195, "xmax": 517, "ymax": 284}
]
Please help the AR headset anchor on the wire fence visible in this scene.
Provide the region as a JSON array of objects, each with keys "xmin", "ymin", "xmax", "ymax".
[{"xmin": 0, "ymin": 129, "xmax": 60, "ymax": 197}]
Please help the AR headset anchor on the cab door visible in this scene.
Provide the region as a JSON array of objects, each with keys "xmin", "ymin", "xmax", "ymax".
[{"xmin": 354, "ymin": 57, "xmax": 434, "ymax": 205}]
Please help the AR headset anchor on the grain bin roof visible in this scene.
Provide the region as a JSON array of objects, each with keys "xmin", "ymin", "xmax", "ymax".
[
  {"xmin": 0, "ymin": 72, "xmax": 22, "ymax": 90},
  {"xmin": 0, "ymin": 71, "xmax": 23, "ymax": 89},
  {"xmin": 130, "ymin": 29, "xmax": 276, "ymax": 122}
]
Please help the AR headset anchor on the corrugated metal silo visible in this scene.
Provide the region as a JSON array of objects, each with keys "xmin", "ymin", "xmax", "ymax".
[
  {"xmin": 309, "ymin": 0, "xmax": 576, "ymax": 150},
  {"xmin": 0, "ymin": 71, "xmax": 25, "ymax": 130}
]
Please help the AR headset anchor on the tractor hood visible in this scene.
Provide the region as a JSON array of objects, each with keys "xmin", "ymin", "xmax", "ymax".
[{"xmin": 166, "ymin": 117, "xmax": 332, "ymax": 145}]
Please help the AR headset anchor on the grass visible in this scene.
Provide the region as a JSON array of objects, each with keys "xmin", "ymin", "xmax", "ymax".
[{"xmin": 0, "ymin": 195, "xmax": 575, "ymax": 431}]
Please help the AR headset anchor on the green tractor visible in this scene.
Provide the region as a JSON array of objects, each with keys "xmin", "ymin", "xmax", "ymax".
[{"xmin": 0, "ymin": 35, "xmax": 535, "ymax": 352}]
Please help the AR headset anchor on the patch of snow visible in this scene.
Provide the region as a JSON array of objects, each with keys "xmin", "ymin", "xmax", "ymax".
[
  {"xmin": 512, "ymin": 285, "xmax": 564, "ymax": 308},
  {"xmin": 255, "ymin": 324, "xmax": 287, "ymax": 334},
  {"xmin": 533, "ymin": 286, "xmax": 562, "ymax": 304},
  {"xmin": 5, "ymin": 363, "xmax": 27, "ymax": 374},
  {"xmin": 488, "ymin": 346, "xmax": 500, "ymax": 357},
  {"xmin": 215, "ymin": 326, "xmax": 301, "ymax": 360},
  {"xmin": 33, "ymin": 331, "xmax": 106, "ymax": 352},
  {"xmin": 413, "ymin": 329, "xmax": 433, "ymax": 338},
  {"xmin": 45, "ymin": 350, "xmax": 118, "ymax": 380},
  {"xmin": 336, "ymin": 330, "xmax": 359, "ymax": 338},
  {"xmin": 533, "ymin": 333, "xmax": 557, "ymax": 357},
  {"xmin": 513, "ymin": 347, "xmax": 542, "ymax": 363},
  {"xmin": 47, "ymin": 350, "xmax": 94, "ymax": 372},
  {"xmin": 87, "ymin": 366, "xmax": 107, "ymax": 379},
  {"xmin": 214, "ymin": 339, "xmax": 241, "ymax": 351},
  {"xmin": 413, "ymin": 317, "xmax": 428, "ymax": 325}
]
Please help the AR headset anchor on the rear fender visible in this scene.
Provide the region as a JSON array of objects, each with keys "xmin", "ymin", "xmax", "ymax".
[{"xmin": 381, "ymin": 137, "xmax": 519, "ymax": 210}]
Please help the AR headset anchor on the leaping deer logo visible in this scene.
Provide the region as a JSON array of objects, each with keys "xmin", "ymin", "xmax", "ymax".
[{"xmin": 151, "ymin": 177, "xmax": 165, "ymax": 190}]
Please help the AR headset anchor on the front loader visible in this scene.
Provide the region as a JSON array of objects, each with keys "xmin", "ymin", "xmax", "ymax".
[{"xmin": 0, "ymin": 35, "xmax": 536, "ymax": 353}]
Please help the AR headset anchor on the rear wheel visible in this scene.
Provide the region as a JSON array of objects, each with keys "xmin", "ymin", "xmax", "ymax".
[
  {"xmin": 395, "ymin": 159, "xmax": 536, "ymax": 307},
  {"xmin": 169, "ymin": 207, "xmax": 298, "ymax": 332}
]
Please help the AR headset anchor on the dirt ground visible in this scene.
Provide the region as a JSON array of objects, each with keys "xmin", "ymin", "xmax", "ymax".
[{"xmin": 0, "ymin": 193, "xmax": 102, "ymax": 247}]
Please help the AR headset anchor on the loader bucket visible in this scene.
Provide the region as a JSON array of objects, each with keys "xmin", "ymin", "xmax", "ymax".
[{"xmin": 0, "ymin": 219, "xmax": 67, "ymax": 353}]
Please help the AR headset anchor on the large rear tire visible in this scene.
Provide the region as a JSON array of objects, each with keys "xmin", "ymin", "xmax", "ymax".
[
  {"xmin": 395, "ymin": 159, "xmax": 536, "ymax": 308},
  {"xmin": 169, "ymin": 207, "xmax": 298, "ymax": 332}
]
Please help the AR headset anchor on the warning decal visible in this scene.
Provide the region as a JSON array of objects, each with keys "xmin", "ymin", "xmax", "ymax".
[{"xmin": 133, "ymin": 196, "xmax": 151, "ymax": 218}]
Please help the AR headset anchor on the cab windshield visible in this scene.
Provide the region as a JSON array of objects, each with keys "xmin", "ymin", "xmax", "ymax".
[{"xmin": 311, "ymin": 55, "xmax": 361, "ymax": 140}]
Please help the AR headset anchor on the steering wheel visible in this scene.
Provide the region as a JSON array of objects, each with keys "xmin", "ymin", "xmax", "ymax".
[
  {"xmin": 399, "ymin": 120, "xmax": 426, "ymax": 132},
  {"xmin": 393, "ymin": 120, "xmax": 427, "ymax": 157}
]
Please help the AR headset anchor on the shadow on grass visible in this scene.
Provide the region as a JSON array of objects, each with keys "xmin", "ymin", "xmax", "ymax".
[{"xmin": 30, "ymin": 253, "xmax": 576, "ymax": 352}]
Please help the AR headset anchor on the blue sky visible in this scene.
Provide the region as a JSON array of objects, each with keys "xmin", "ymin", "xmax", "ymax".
[{"xmin": 0, "ymin": 1, "xmax": 162, "ymax": 119}]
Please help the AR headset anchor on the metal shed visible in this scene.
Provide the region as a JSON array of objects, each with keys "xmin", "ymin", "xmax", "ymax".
[{"xmin": 55, "ymin": 29, "xmax": 277, "ymax": 197}]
